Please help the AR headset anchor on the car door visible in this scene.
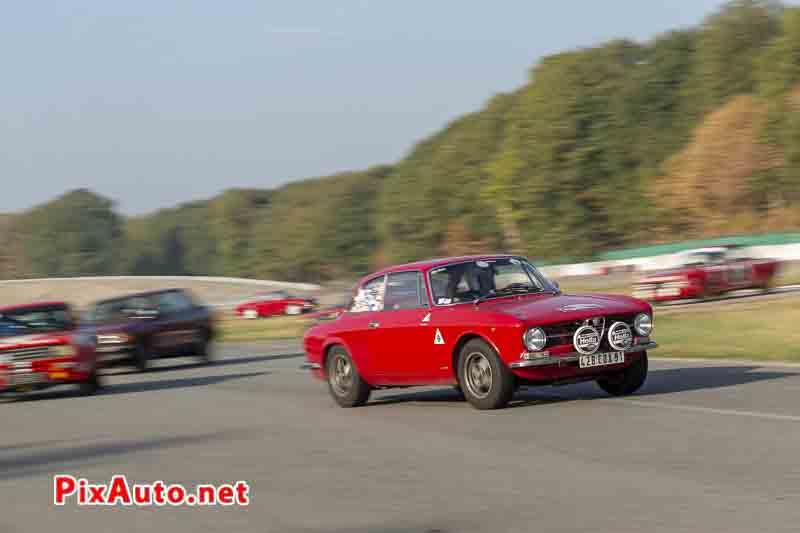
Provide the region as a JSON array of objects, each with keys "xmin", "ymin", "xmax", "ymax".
[
  {"xmin": 371, "ymin": 271, "xmax": 438, "ymax": 384},
  {"xmin": 152, "ymin": 291, "xmax": 200, "ymax": 354},
  {"xmin": 332, "ymin": 275, "xmax": 387, "ymax": 381}
]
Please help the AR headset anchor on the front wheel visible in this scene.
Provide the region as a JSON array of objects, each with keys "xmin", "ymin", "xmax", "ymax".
[
  {"xmin": 457, "ymin": 339, "xmax": 515, "ymax": 410},
  {"xmin": 597, "ymin": 352, "xmax": 648, "ymax": 396},
  {"xmin": 79, "ymin": 366, "xmax": 102, "ymax": 396},
  {"xmin": 326, "ymin": 346, "xmax": 371, "ymax": 408}
]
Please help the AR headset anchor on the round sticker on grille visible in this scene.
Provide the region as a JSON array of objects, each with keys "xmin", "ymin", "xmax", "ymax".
[
  {"xmin": 607, "ymin": 321, "xmax": 633, "ymax": 351},
  {"xmin": 573, "ymin": 325, "xmax": 600, "ymax": 355}
]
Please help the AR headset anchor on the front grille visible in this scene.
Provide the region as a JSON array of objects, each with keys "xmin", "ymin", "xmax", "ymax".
[
  {"xmin": 544, "ymin": 314, "xmax": 637, "ymax": 351},
  {"xmin": 1, "ymin": 346, "xmax": 52, "ymax": 362}
]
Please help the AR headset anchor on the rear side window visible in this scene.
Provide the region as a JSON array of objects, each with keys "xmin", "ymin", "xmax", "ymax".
[
  {"xmin": 349, "ymin": 276, "xmax": 386, "ymax": 313},
  {"xmin": 384, "ymin": 271, "xmax": 427, "ymax": 310}
]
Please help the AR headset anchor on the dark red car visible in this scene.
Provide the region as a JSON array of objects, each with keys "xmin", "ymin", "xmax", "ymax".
[
  {"xmin": 0, "ymin": 302, "xmax": 101, "ymax": 398},
  {"xmin": 633, "ymin": 247, "xmax": 780, "ymax": 302},
  {"xmin": 303, "ymin": 255, "xmax": 656, "ymax": 410},
  {"xmin": 236, "ymin": 290, "xmax": 318, "ymax": 319}
]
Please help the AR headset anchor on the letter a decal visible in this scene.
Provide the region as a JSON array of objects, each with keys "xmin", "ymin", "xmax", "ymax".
[{"xmin": 434, "ymin": 329, "xmax": 445, "ymax": 345}]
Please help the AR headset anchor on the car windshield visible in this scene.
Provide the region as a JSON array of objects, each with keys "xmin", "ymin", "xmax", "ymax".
[
  {"xmin": 428, "ymin": 258, "xmax": 555, "ymax": 305},
  {"xmin": 682, "ymin": 251, "xmax": 726, "ymax": 266},
  {"xmin": 0, "ymin": 305, "xmax": 74, "ymax": 336}
]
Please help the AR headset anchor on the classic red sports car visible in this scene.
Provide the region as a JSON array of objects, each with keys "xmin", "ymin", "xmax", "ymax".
[
  {"xmin": 633, "ymin": 247, "xmax": 780, "ymax": 302},
  {"xmin": 0, "ymin": 302, "xmax": 100, "ymax": 398},
  {"xmin": 235, "ymin": 291, "xmax": 318, "ymax": 319},
  {"xmin": 303, "ymin": 255, "xmax": 656, "ymax": 410}
]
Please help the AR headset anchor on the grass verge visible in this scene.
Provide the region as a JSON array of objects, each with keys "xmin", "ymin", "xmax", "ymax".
[{"xmin": 655, "ymin": 298, "xmax": 800, "ymax": 362}]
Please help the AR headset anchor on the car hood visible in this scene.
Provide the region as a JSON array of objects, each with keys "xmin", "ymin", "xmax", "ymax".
[
  {"xmin": 0, "ymin": 331, "xmax": 73, "ymax": 349},
  {"xmin": 478, "ymin": 293, "xmax": 649, "ymax": 325}
]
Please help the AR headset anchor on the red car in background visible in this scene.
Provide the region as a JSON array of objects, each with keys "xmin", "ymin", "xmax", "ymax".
[
  {"xmin": 236, "ymin": 290, "xmax": 318, "ymax": 319},
  {"xmin": 304, "ymin": 255, "xmax": 656, "ymax": 410},
  {"xmin": 633, "ymin": 247, "xmax": 780, "ymax": 302},
  {"xmin": 0, "ymin": 302, "xmax": 101, "ymax": 398}
]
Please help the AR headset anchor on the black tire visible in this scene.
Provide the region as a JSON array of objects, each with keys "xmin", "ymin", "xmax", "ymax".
[
  {"xmin": 457, "ymin": 339, "xmax": 515, "ymax": 410},
  {"xmin": 452, "ymin": 384, "xmax": 466, "ymax": 401},
  {"xmin": 325, "ymin": 346, "xmax": 371, "ymax": 408},
  {"xmin": 79, "ymin": 366, "xmax": 102, "ymax": 396},
  {"xmin": 133, "ymin": 342, "xmax": 151, "ymax": 372},
  {"xmin": 597, "ymin": 351, "xmax": 648, "ymax": 396},
  {"xmin": 195, "ymin": 331, "xmax": 213, "ymax": 365}
]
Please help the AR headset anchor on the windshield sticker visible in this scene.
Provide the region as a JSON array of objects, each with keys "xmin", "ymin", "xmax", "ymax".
[
  {"xmin": 476, "ymin": 261, "xmax": 490, "ymax": 268},
  {"xmin": 437, "ymin": 298, "xmax": 452, "ymax": 305}
]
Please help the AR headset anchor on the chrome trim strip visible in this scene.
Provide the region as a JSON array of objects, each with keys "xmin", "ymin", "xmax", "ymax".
[
  {"xmin": 300, "ymin": 362, "xmax": 321, "ymax": 370},
  {"xmin": 509, "ymin": 342, "xmax": 657, "ymax": 369}
]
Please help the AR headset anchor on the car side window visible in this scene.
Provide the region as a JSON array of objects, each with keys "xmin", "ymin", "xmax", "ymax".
[
  {"xmin": 349, "ymin": 276, "xmax": 386, "ymax": 313},
  {"xmin": 384, "ymin": 271, "xmax": 427, "ymax": 311},
  {"xmin": 157, "ymin": 291, "xmax": 193, "ymax": 315}
]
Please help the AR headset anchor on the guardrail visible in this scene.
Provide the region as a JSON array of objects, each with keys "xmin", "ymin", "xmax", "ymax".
[{"xmin": 0, "ymin": 276, "xmax": 321, "ymax": 292}]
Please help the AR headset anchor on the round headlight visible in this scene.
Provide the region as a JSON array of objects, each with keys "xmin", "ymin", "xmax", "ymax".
[
  {"xmin": 523, "ymin": 328, "xmax": 547, "ymax": 352},
  {"xmin": 634, "ymin": 313, "xmax": 653, "ymax": 336}
]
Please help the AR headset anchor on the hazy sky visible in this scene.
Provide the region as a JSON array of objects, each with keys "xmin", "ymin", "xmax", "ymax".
[{"xmin": 1, "ymin": 1, "xmax": 743, "ymax": 214}]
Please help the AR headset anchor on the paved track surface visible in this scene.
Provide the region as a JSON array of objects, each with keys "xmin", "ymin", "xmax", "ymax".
[{"xmin": 2, "ymin": 341, "xmax": 800, "ymax": 533}]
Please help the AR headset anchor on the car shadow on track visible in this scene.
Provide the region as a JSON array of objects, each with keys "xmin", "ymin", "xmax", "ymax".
[
  {"xmin": 367, "ymin": 365, "xmax": 796, "ymax": 407},
  {"xmin": 7, "ymin": 371, "xmax": 268, "ymax": 403},
  {"xmin": 106, "ymin": 352, "xmax": 304, "ymax": 376},
  {"xmin": 0, "ymin": 429, "xmax": 259, "ymax": 481}
]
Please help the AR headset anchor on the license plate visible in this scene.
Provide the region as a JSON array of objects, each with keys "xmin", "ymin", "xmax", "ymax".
[
  {"xmin": 579, "ymin": 351, "xmax": 625, "ymax": 369},
  {"xmin": 633, "ymin": 290, "xmax": 654, "ymax": 299}
]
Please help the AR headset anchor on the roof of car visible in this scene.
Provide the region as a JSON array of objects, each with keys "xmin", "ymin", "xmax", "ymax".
[
  {"xmin": 92, "ymin": 288, "xmax": 184, "ymax": 306},
  {"xmin": 0, "ymin": 301, "xmax": 69, "ymax": 313},
  {"xmin": 367, "ymin": 254, "xmax": 518, "ymax": 279}
]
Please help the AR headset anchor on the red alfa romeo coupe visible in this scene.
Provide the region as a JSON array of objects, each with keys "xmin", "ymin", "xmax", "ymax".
[{"xmin": 303, "ymin": 255, "xmax": 656, "ymax": 410}]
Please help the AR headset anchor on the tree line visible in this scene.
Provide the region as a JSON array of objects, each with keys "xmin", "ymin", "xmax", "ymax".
[{"xmin": 2, "ymin": 1, "xmax": 799, "ymax": 283}]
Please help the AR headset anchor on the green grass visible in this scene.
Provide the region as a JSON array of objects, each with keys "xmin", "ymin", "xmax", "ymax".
[
  {"xmin": 655, "ymin": 299, "xmax": 800, "ymax": 362},
  {"xmin": 217, "ymin": 314, "xmax": 311, "ymax": 342}
]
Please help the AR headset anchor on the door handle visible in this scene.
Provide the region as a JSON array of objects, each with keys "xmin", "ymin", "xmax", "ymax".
[{"xmin": 368, "ymin": 321, "xmax": 380, "ymax": 329}]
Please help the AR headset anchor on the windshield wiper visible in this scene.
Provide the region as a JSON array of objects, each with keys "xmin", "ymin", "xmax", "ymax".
[{"xmin": 474, "ymin": 284, "xmax": 542, "ymax": 306}]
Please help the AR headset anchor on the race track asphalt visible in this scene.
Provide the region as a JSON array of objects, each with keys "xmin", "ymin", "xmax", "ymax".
[{"xmin": 2, "ymin": 340, "xmax": 799, "ymax": 533}]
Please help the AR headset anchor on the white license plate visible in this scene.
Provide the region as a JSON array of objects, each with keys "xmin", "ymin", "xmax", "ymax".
[{"xmin": 579, "ymin": 352, "xmax": 625, "ymax": 369}]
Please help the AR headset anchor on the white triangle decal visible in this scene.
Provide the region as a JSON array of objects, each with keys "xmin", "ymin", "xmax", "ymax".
[{"xmin": 434, "ymin": 329, "xmax": 445, "ymax": 345}]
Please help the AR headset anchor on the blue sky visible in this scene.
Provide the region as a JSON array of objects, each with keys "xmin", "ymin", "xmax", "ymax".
[{"xmin": 0, "ymin": 1, "xmax": 745, "ymax": 213}]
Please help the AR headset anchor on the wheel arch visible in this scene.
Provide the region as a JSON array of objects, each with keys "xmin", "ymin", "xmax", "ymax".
[{"xmin": 451, "ymin": 332, "xmax": 501, "ymax": 382}]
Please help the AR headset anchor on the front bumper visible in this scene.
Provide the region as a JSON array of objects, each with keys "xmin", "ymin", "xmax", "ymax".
[{"xmin": 509, "ymin": 341, "xmax": 657, "ymax": 369}]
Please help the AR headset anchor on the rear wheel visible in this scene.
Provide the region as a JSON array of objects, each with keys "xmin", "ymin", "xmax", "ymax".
[
  {"xmin": 597, "ymin": 351, "xmax": 648, "ymax": 396},
  {"xmin": 326, "ymin": 346, "xmax": 371, "ymax": 408},
  {"xmin": 457, "ymin": 339, "xmax": 515, "ymax": 410},
  {"xmin": 133, "ymin": 342, "xmax": 151, "ymax": 372}
]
